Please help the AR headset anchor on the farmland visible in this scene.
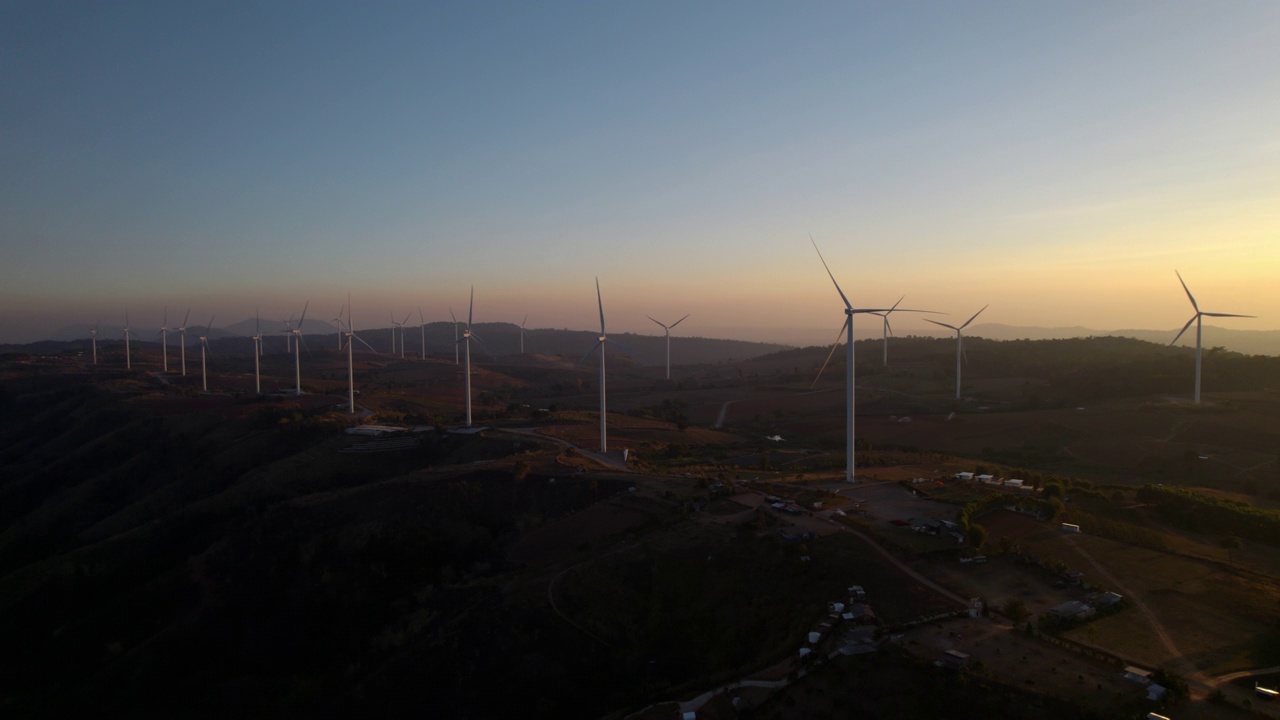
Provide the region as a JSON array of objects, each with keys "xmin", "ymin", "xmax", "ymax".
[{"xmin": 2, "ymin": 335, "xmax": 1279, "ymax": 718}]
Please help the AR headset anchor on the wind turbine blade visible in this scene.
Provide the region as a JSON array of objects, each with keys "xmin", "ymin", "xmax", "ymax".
[
  {"xmin": 647, "ymin": 316, "xmax": 667, "ymax": 330},
  {"xmin": 468, "ymin": 286, "xmax": 474, "ymax": 327},
  {"xmin": 961, "ymin": 336, "xmax": 968, "ymax": 364},
  {"xmin": 811, "ymin": 323, "xmax": 847, "ymax": 389},
  {"xmin": 298, "ymin": 301, "xmax": 309, "ymax": 329},
  {"xmin": 577, "ymin": 341, "xmax": 602, "ymax": 366},
  {"xmin": 255, "ymin": 309, "xmax": 260, "ymax": 336},
  {"xmin": 925, "ymin": 318, "xmax": 959, "ymax": 331},
  {"xmin": 181, "ymin": 307, "xmax": 191, "ymax": 328},
  {"xmin": 670, "ymin": 314, "xmax": 689, "ymax": 329},
  {"xmin": 1202, "ymin": 312, "xmax": 1255, "ymax": 318},
  {"xmin": 521, "ymin": 314, "xmax": 528, "ymax": 329},
  {"xmin": 884, "ymin": 315, "xmax": 894, "ymax": 337},
  {"xmin": 959, "ymin": 305, "xmax": 988, "ymax": 330},
  {"xmin": 888, "ymin": 296, "xmax": 904, "ymax": 313},
  {"xmin": 1170, "ymin": 316, "xmax": 1197, "ymax": 346},
  {"xmin": 609, "ymin": 336, "xmax": 640, "ymax": 357},
  {"xmin": 352, "ymin": 332, "xmax": 377, "ymax": 352},
  {"xmin": 595, "ymin": 278, "xmax": 606, "ymax": 335},
  {"xmin": 470, "ymin": 332, "xmax": 497, "ymax": 360},
  {"xmin": 449, "ymin": 307, "xmax": 457, "ymax": 324},
  {"xmin": 419, "ymin": 307, "xmax": 425, "ymax": 324},
  {"xmin": 1175, "ymin": 270, "xmax": 1199, "ymax": 311},
  {"xmin": 810, "ymin": 235, "xmax": 852, "ymax": 309}
]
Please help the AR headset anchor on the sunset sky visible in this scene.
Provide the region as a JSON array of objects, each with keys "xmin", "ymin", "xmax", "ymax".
[{"xmin": 3, "ymin": 2, "xmax": 1278, "ymax": 346}]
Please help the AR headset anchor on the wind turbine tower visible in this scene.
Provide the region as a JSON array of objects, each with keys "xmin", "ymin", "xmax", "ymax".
[
  {"xmin": 1171, "ymin": 271, "xmax": 1254, "ymax": 404},
  {"xmin": 123, "ymin": 311, "xmax": 131, "ymax": 369},
  {"xmin": 344, "ymin": 294, "xmax": 377, "ymax": 413},
  {"xmin": 459, "ymin": 289, "xmax": 477, "ymax": 427},
  {"xmin": 178, "ymin": 308, "xmax": 191, "ymax": 376},
  {"xmin": 580, "ymin": 279, "xmax": 612, "ymax": 453},
  {"xmin": 647, "ymin": 313, "xmax": 689, "ymax": 380},
  {"xmin": 450, "ymin": 308, "xmax": 460, "ymax": 364},
  {"xmin": 332, "ymin": 303, "xmax": 346, "ymax": 351},
  {"xmin": 159, "ymin": 307, "xmax": 170, "ymax": 373},
  {"xmin": 419, "ymin": 308, "xmax": 427, "ymax": 360},
  {"xmin": 519, "ymin": 315, "xmax": 529, "ymax": 354},
  {"xmin": 198, "ymin": 315, "xmax": 214, "ymax": 392},
  {"xmin": 90, "ymin": 322, "xmax": 99, "ymax": 365},
  {"xmin": 290, "ymin": 302, "xmax": 309, "ymax": 395},
  {"xmin": 925, "ymin": 306, "xmax": 987, "ymax": 400},
  {"xmin": 252, "ymin": 310, "xmax": 262, "ymax": 394}
]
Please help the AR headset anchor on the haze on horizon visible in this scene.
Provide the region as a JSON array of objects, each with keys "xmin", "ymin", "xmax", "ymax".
[{"xmin": 3, "ymin": 2, "xmax": 1278, "ymax": 346}]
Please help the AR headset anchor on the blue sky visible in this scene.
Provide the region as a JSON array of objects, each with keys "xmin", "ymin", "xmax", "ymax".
[{"xmin": 3, "ymin": 1, "xmax": 1278, "ymax": 345}]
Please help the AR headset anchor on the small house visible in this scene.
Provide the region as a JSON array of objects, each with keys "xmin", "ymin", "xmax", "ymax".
[
  {"xmin": 1004, "ymin": 478, "xmax": 1024, "ymax": 488},
  {"xmin": 977, "ymin": 474, "xmax": 997, "ymax": 484},
  {"xmin": 1123, "ymin": 666, "xmax": 1153, "ymax": 685},
  {"xmin": 1050, "ymin": 600, "xmax": 1095, "ymax": 620},
  {"xmin": 780, "ymin": 525, "xmax": 815, "ymax": 543},
  {"xmin": 954, "ymin": 471, "xmax": 974, "ymax": 481},
  {"xmin": 939, "ymin": 649, "xmax": 969, "ymax": 670},
  {"xmin": 1090, "ymin": 591, "xmax": 1124, "ymax": 608},
  {"xmin": 1062, "ymin": 522, "xmax": 1082, "ymax": 533},
  {"xmin": 845, "ymin": 604, "xmax": 877, "ymax": 624}
]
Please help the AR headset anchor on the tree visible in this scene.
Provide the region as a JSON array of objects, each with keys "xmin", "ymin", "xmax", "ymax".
[
  {"xmin": 1000, "ymin": 599, "xmax": 1030, "ymax": 625},
  {"xmin": 967, "ymin": 524, "xmax": 988, "ymax": 552}
]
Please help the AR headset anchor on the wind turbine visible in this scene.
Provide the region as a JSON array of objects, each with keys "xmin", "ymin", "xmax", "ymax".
[
  {"xmin": 198, "ymin": 314, "xmax": 215, "ymax": 392},
  {"xmin": 811, "ymin": 238, "xmax": 932, "ymax": 483},
  {"xmin": 869, "ymin": 297, "xmax": 905, "ymax": 367},
  {"xmin": 159, "ymin": 307, "xmax": 170, "ymax": 373},
  {"xmin": 449, "ymin": 308, "xmax": 460, "ymax": 364},
  {"xmin": 580, "ymin": 279, "xmax": 612, "ymax": 453},
  {"xmin": 418, "ymin": 308, "xmax": 427, "ymax": 360},
  {"xmin": 331, "ymin": 303, "xmax": 346, "ymax": 351},
  {"xmin": 123, "ymin": 311, "xmax": 131, "ymax": 369},
  {"xmin": 281, "ymin": 316, "xmax": 295, "ymax": 355},
  {"xmin": 459, "ymin": 288, "xmax": 478, "ymax": 427},
  {"xmin": 519, "ymin": 314, "xmax": 529, "ymax": 354},
  {"xmin": 177, "ymin": 308, "xmax": 191, "ymax": 376},
  {"xmin": 925, "ymin": 306, "xmax": 987, "ymax": 400},
  {"xmin": 647, "ymin": 313, "xmax": 689, "ymax": 380},
  {"xmin": 1171, "ymin": 270, "xmax": 1254, "ymax": 404},
  {"xmin": 252, "ymin": 310, "xmax": 263, "ymax": 394},
  {"xmin": 290, "ymin": 301, "xmax": 309, "ymax": 395},
  {"xmin": 392, "ymin": 311, "xmax": 410, "ymax": 358},
  {"xmin": 344, "ymin": 293, "xmax": 377, "ymax": 414},
  {"xmin": 90, "ymin": 322, "xmax": 99, "ymax": 365}
]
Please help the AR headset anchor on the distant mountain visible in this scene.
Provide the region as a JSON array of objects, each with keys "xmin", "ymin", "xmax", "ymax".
[
  {"xmin": 966, "ymin": 323, "xmax": 1280, "ymax": 357},
  {"xmin": 43, "ymin": 318, "xmax": 339, "ymax": 346}
]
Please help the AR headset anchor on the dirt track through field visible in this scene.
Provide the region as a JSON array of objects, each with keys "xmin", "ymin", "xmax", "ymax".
[{"xmin": 1060, "ymin": 533, "xmax": 1212, "ymax": 695}]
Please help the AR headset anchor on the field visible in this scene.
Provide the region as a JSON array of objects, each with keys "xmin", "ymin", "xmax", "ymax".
[{"xmin": 5, "ymin": 340, "xmax": 1280, "ymax": 718}]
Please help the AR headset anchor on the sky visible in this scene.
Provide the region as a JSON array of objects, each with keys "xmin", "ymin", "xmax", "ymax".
[{"xmin": 2, "ymin": 1, "xmax": 1278, "ymax": 346}]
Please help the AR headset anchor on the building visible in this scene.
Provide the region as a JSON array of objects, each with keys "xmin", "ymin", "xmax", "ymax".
[
  {"xmin": 1123, "ymin": 666, "xmax": 1153, "ymax": 685},
  {"xmin": 780, "ymin": 525, "xmax": 816, "ymax": 543},
  {"xmin": 1050, "ymin": 600, "xmax": 1096, "ymax": 620},
  {"xmin": 954, "ymin": 471, "xmax": 975, "ymax": 481},
  {"xmin": 939, "ymin": 649, "xmax": 970, "ymax": 669}
]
